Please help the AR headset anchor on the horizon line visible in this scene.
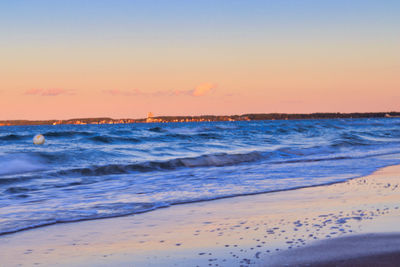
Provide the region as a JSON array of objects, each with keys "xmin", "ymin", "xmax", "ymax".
[{"xmin": 1, "ymin": 111, "xmax": 400, "ymax": 123}]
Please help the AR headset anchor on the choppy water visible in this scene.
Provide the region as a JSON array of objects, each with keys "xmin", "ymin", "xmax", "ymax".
[{"xmin": 1, "ymin": 118, "xmax": 400, "ymax": 235}]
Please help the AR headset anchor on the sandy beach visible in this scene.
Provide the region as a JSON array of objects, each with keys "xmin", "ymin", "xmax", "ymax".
[{"xmin": 1, "ymin": 164, "xmax": 400, "ymax": 266}]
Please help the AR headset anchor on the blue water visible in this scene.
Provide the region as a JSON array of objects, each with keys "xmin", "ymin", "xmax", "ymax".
[{"xmin": 1, "ymin": 118, "xmax": 400, "ymax": 235}]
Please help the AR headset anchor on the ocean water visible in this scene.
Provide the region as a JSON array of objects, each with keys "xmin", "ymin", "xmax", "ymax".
[{"xmin": 1, "ymin": 118, "xmax": 400, "ymax": 235}]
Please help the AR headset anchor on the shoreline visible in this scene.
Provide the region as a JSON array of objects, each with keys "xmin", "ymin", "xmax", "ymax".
[
  {"xmin": 1, "ymin": 164, "xmax": 400, "ymax": 266},
  {"xmin": 3, "ymin": 160, "xmax": 399, "ymax": 238}
]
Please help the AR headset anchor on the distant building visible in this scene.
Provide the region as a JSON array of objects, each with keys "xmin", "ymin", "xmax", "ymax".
[{"xmin": 146, "ymin": 112, "xmax": 154, "ymax": 123}]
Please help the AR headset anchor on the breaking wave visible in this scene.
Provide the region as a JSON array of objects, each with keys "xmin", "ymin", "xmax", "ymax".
[{"xmin": 2, "ymin": 118, "xmax": 400, "ymax": 235}]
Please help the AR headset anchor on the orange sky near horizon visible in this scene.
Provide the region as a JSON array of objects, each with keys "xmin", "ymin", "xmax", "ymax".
[{"xmin": 0, "ymin": 1, "xmax": 399, "ymax": 120}]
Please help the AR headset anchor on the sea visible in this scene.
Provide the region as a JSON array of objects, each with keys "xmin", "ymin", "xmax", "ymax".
[{"xmin": 1, "ymin": 118, "xmax": 400, "ymax": 235}]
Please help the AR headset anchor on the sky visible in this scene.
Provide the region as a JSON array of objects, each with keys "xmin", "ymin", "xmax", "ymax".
[{"xmin": 0, "ymin": 0, "xmax": 399, "ymax": 120}]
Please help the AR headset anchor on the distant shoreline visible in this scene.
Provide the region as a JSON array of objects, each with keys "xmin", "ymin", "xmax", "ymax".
[{"xmin": 1, "ymin": 112, "xmax": 400, "ymax": 126}]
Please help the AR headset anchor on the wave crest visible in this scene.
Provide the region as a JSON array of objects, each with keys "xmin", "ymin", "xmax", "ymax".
[
  {"xmin": 0, "ymin": 154, "xmax": 46, "ymax": 176},
  {"xmin": 58, "ymin": 151, "xmax": 264, "ymax": 176}
]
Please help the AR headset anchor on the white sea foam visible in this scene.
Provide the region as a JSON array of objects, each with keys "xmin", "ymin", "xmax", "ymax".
[
  {"xmin": 2, "ymin": 118, "xmax": 400, "ymax": 236},
  {"xmin": 0, "ymin": 155, "xmax": 45, "ymax": 175}
]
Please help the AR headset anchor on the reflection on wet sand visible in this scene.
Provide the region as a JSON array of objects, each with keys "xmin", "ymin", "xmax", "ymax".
[{"xmin": 1, "ymin": 165, "xmax": 400, "ymax": 266}]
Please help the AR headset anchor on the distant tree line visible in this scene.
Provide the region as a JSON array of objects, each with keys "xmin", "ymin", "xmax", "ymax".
[{"xmin": 1, "ymin": 112, "xmax": 400, "ymax": 126}]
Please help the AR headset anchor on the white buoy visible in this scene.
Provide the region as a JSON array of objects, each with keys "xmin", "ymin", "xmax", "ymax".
[{"xmin": 33, "ymin": 134, "xmax": 45, "ymax": 145}]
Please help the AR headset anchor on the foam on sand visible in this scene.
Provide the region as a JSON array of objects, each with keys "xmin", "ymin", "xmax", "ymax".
[{"xmin": 1, "ymin": 165, "xmax": 400, "ymax": 266}]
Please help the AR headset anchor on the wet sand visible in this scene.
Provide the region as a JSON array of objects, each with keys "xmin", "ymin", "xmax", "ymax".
[
  {"xmin": 267, "ymin": 233, "xmax": 400, "ymax": 267},
  {"xmin": 1, "ymin": 165, "xmax": 400, "ymax": 266}
]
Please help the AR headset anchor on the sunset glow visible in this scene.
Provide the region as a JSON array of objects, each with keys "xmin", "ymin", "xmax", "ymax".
[{"xmin": 0, "ymin": 0, "xmax": 399, "ymax": 120}]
